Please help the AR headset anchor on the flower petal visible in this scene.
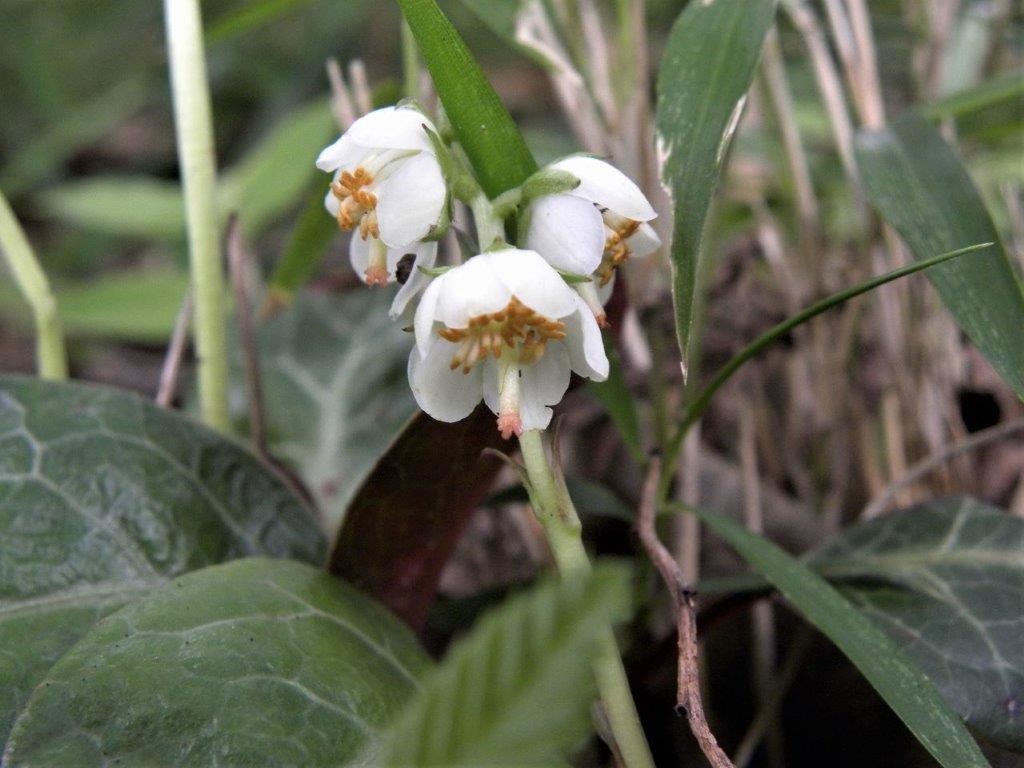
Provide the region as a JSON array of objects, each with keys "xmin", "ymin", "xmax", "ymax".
[
  {"xmin": 408, "ymin": 337, "xmax": 483, "ymax": 422},
  {"xmin": 565, "ymin": 294, "xmax": 609, "ymax": 380},
  {"xmin": 349, "ymin": 234, "xmax": 372, "ymax": 278},
  {"xmin": 628, "ymin": 221, "xmax": 661, "ymax": 258},
  {"xmin": 481, "ymin": 357, "xmax": 500, "ymax": 415},
  {"xmin": 347, "ymin": 106, "xmax": 436, "ymax": 154},
  {"xmin": 316, "ymin": 134, "xmax": 364, "ymax": 172},
  {"xmin": 323, "ymin": 172, "xmax": 341, "ymax": 216},
  {"xmin": 414, "ymin": 273, "xmax": 444, "ymax": 357},
  {"xmin": 435, "ymin": 255, "xmax": 512, "ymax": 327},
  {"xmin": 390, "ymin": 242, "xmax": 438, "ymax": 319},
  {"xmin": 518, "ymin": 343, "xmax": 571, "ymax": 431},
  {"xmin": 376, "ymin": 152, "xmax": 447, "ymax": 248},
  {"xmin": 483, "ymin": 248, "xmax": 578, "ymax": 320},
  {"xmin": 551, "ymin": 156, "xmax": 656, "ymax": 222},
  {"xmin": 525, "ymin": 194, "xmax": 605, "ymax": 274}
]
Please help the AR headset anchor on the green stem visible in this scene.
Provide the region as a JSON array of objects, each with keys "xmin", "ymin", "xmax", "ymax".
[
  {"xmin": 163, "ymin": 0, "xmax": 230, "ymax": 432},
  {"xmin": 470, "ymin": 192, "xmax": 507, "ymax": 251},
  {"xmin": 401, "ymin": 20, "xmax": 421, "ymax": 102},
  {"xmin": 519, "ymin": 430, "xmax": 655, "ymax": 768},
  {"xmin": 658, "ymin": 241, "xmax": 992, "ymax": 500},
  {"xmin": 0, "ymin": 188, "xmax": 67, "ymax": 380}
]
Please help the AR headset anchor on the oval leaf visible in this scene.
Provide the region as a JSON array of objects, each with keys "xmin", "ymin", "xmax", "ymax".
[
  {"xmin": 691, "ymin": 506, "xmax": 990, "ymax": 768},
  {"xmin": 4, "ymin": 558, "xmax": 428, "ymax": 766},
  {"xmin": 813, "ymin": 497, "xmax": 1024, "ymax": 750},
  {"xmin": 0, "ymin": 377, "xmax": 326, "ymax": 743},
  {"xmin": 855, "ymin": 111, "xmax": 1024, "ymax": 399},
  {"xmin": 655, "ymin": 0, "xmax": 777, "ymax": 363}
]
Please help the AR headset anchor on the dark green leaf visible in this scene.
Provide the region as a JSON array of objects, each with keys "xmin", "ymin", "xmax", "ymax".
[
  {"xmin": 924, "ymin": 70, "xmax": 1024, "ymax": 122},
  {"xmin": 4, "ymin": 558, "xmax": 428, "ymax": 766},
  {"xmin": 398, "ymin": 0, "xmax": 537, "ymax": 197},
  {"xmin": 266, "ymin": 182, "xmax": 338, "ymax": 305},
  {"xmin": 690, "ymin": 505, "xmax": 990, "ymax": 768},
  {"xmin": 812, "ymin": 497, "xmax": 1024, "ymax": 751},
  {"xmin": 855, "ymin": 110, "xmax": 1024, "ymax": 399},
  {"xmin": 379, "ymin": 565, "xmax": 632, "ymax": 766},
  {"xmin": 238, "ymin": 291, "xmax": 416, "ymax": 531},
  {"xmin": 0, "ymin": 377, "xmax": 326, "ymax": 744},
  {"xmin": 655, "ymin": 0, "xmax": 777, "ymax": 364}
]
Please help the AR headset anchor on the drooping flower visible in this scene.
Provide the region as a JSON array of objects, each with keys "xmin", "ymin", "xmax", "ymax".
[
  {"xmin": 525, "ymin": 156, "xmax": 659, "ymax": 320},
  {"xmin": 349, "ymin": 238, "xmax": 438, "ymax": 318},
  {"xmin": 316, "ymin": 106, "xmax": 447, "ymax": 287},
  {"xmin": 409, "ymin": 248, "xmax": 609, "ymax": 438}
]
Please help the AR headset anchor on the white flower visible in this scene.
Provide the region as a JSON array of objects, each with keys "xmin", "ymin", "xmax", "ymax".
[
  {"xmin": 525, "ymin": 156, "xmax": 660, "ymax": 319},
  {"xmin": 316, "ymin": 106, "xmax": 447, "ymax": 287},
  {"xmin": 409, "ymin": 248, "xmax": 609, "ymax": 438}
]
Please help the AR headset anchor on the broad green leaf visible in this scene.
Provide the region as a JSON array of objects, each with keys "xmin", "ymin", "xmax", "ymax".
[
  {"xmin": 924, "ymin": 70, "xmax": 1024, "ymax": 122},
  {"xmin": 221, "ymin": 99, "xmax": 336, "ymax": 234},
  {"xmin": 398, "ymin": 0, "xmax": 537, "ymax": 197},
  {"xmin": 240, "ymin": 291, "xmax": 416, "ymax": 531},
  {"xmin": 690, "ymin": 506, "xmax": 990, "ymax": 768},
  {"xmin": 37, "ymin": 176, "xmax": 186, "ymax": 240},
  {"xmin": 855, "ymin": 111, "xmax": 1024, "ymax": 399},
  {"xmin": 655, "ymin": 0, "xmax": 777, "ymax": 364},
  {"xmin": 4, "ymin": 558, "xmax": 428, "ymax": 766},
  {"xmin": 379, "ymin": 565, "xmax": 632, "ymax": 766},
  {"xmin": 812, "ymin": 497, "xmax": 1024, "ymax": 751},
  {"xmin": 0, "ymin": 377, "xmax": 326, "ymax": 744}
]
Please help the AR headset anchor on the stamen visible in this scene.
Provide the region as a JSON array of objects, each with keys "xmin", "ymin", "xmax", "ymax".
[
  {"xmin": 596, "ymin": 216, "xmax": 642, "ymax": 286},
  {"xmin": 330, "ymin": 166, "xmax": 378, "ymax": 233},
  {"xmin": 437, "ymin": 297, "xmax": 566, "ymax": 374}
]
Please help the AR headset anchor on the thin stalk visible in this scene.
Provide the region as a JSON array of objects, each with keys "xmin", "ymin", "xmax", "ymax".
[
  {"xmin": 0, "ymin": 188, "xmax": 67, "ymax": 379},
  {"xmin": 401, "ymin": 20, "xmax": 421, "ymax": 102},
  {"xmin": 519, "ymin": 430, "xmax": 655, "ymax": 768},
  {"xmin": 470, "ymin": 192, "xmax": 506, "ymax": 251},
  {"xmin": 164, "ymin": 0, "xmax": 230, "ymax": 432},
  {"xmin": 659, "ymin": 242, "xmax": 992, "ymax": 499}
]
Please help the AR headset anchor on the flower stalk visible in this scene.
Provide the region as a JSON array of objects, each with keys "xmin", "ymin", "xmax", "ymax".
[
  {"xmin": 163, "ymin": 0, "xmax": 230, "ymax": 432},
  {"xmin": 518, "ymin": 429, "xmax": 655, "ymax": 768},
  {"xmin": 0, "ymin": 189, "xmax": 67, "ymax": 380}
]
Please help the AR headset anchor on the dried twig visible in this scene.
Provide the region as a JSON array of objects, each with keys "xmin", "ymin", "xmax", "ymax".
[
  {"xmin": 639, "ymin": 456, "xmax": 733, "ymax": 768},
  {"xmin": 862, "ymin": 417, "xmax": 1024, "ymax": 518},
  {"xmin": 227, "ymin": 216, "xmax": 267, "ymax": 456},
  {"xmin": 156, "ymin": 289, "xmax": 193, "ymax": 408},
  {"xmin": 325, "ymin": 57, "xmax": 357, "ymax": 129}
]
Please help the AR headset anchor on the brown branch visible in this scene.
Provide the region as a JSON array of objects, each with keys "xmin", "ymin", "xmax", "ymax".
[
  {"xmin": 226, "ymin": 215, "xmax": 267, "ymax": 457},
  {"xmin": 639, "ymin": 456, "xmax": 734, "ymax": 768},
  {"xmin": 156, "ymin": 289, "xmax": 192, "ymax": 408}
]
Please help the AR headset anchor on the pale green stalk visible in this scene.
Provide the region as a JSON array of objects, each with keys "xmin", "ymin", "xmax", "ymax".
[
  {"xmin": 0, "ymin": 188, "xmax": 67, "ymax": 379},
  {"xmin": 163, "ymin": 0, "xmax": 230, "ymax": 432},
  {"xmin": 401, "ymin": 20, "xmax": 421, "ymax": 102},
  {"xmin": 519, "ymin": 430, "xmax": 655, "ymax": 768}
]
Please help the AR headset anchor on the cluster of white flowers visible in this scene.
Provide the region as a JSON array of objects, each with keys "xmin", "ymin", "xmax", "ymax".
[{"xmin": 317, "ymin": 105, "xmax": 659, "ymax": 439}]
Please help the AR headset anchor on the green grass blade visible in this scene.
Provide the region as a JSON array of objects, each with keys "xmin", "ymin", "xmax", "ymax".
[
  {"xmin": 855, "ymin": 111, "xmax": 1024, "ymax": 400},
  {"xmin": 396, "ymin": 0, "xmax": 537, "ymax": 198},
  {"xmin": 655, "ymin": 0, "xmax": 777, "ymax": 366},
  {"xmin": 683, "ymin": 506, "xmax": 991, "ymax": 768}
]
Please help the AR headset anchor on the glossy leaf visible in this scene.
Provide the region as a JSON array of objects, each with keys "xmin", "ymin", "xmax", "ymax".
[
  {"xmin": 240, "ymin": 291, "xmax": 416, "ymax": 531},
  {"xmin": 855, "ymin": 111, "xmax": 1024, "ymax": 399},
  {"xmin": 379, "ymin": 565, "xmax": 632, "ymax": 766},
  {"xmin": 0, "ymin": 377, "xmax": 326, "ymax": 744},
  {"xmin": 813, "ymin": 497, "xmax": 1024, "ymax": 751},
  {"xmin": 655, "ymin": 0, "xmax": 777, "ymax": 364},
  {"xmin": 690, "ymin": 506, "xmax": 990, "ymax": 768},
  {"xmin": 329, "ymin": 407, "xmax": 505, "ymax": 629},
  {"xmin": 397, "ymin": 0, "xmax": 537, "ymax": 197},
  {"xmin": 4, "ymin": 558, "xmax": 428, "ymax": 766}
]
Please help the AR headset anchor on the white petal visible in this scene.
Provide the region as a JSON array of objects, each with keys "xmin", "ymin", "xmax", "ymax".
[
  {"xmin": 409, "ymin": 337, "xmax": 483, "ymax": 423},
  {"xmin": 525, "ymin": 194, "xmax": 605, "ymax": 274},
  {"xmin": 481, "ymin": 357, "xmax": 500, "ymax": 415},
  {"xmin": 483, "ymin": 248, "xmax": 577, "ymax": 320},
  {"xmin": 518, "ymin": 343, "xmax": 571, "ymax": 431},
  {"xmin": 435, "ymin": 256, "xmax": 511, "ymax": 327},
  {"xmin": 414, "ymin": 274, "xmax": 444, "ymax": 357},
  {"xmin": 349, "ymin": 234, "xmax": 371, "ymax": 278},
  {"xmin": 628, "ymin": 222, "xmax": 661, "ymax": 258},
  {"xmin": 376, "ymin": 153, "xmax": 447, "ymax": 248},
  {"xmin": 565, "ymin": 294, "xmax": 609, "ymax": 380},
  {"xmin": 551, "ymin": 156, "xmax": 656, "ymax": 222},
  {"xmin": 390, "ymin": 242, "xmax": 438, "ymax": 319},
  {"xmin": 323, "ymin": 173, "xmax": 341, "ymax": 215},
  {"xmin": 347, "ymin": 106, "xmax": 436, "ymax": 154},
  {"xmin": 597, "ymin": 272, "xmax": 615, "ymax": 305},
  {"xmin": 316, "ymin": 134, "xmax": 365, "ymax": 172}
]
